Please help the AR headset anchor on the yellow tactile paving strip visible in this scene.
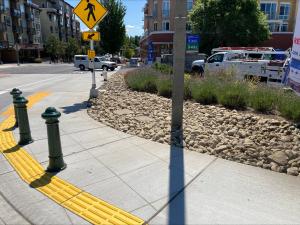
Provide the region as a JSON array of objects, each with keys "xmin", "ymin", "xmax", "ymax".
[{"xmin": 0, "ymin": 93, "xmax": 145, "ymax": 225}]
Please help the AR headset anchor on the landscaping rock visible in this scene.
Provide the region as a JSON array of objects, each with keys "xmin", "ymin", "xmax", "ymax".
[
  {"xmin": 269, "ymin": 151, "xmax": 289, "ymax": 166},
  {"xmin": 87, "ymin": 72, "xmax": 300, "ymax": 177}
]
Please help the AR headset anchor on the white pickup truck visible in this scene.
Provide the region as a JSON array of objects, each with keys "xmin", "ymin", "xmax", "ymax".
[
  {"xmin": 191, "ymin": 51, "xmax": 289, "ymax": 82},
  {"xmin": 74, "ymin": 55, "xmax": 117, "ymax": 71}
]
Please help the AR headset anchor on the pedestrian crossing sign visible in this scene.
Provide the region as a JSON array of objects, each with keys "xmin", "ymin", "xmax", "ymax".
[{"xmin": 73, "ymin": 0, "xmax": 108, "ymax": 29}]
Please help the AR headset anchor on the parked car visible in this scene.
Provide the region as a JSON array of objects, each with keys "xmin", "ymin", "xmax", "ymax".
[
  {"xmin": 129, "ymin": 58, "xmax": 139, "ymax": 67},
  {"xmin": 74, "ymin": 55, "xmax": 117, "ymax": 71}
]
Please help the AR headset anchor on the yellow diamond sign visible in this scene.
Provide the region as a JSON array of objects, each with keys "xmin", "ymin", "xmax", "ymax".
[{"xmin": 73, "ymin": 0, "xmax": 108, "ymax": 30}]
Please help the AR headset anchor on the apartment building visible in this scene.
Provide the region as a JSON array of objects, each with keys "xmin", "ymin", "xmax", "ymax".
[
  {"xmin": 0, "ymin": 0, "xmax": 43, "ymax": 63},
  {"xmin": 260, "ymin": 0, "xmax": 298, "ymax": 49},
  {"xmin": 33, "ymin": 0, "xmax": 80, "ymax": 43},
  {"xmin": 0, "ymin": 0, "xmax": 80, "ymax": 63},
  {"xmin": 141, "ymin": 0, "xmax": 298, "ymax": 61}
]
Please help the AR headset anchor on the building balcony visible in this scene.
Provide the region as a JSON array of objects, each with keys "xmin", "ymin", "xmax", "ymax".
[
  {"xmin": 25, "ymin": 2, "xmax": 39, "ymax": 10},
  {"xmin": 12, "ymin": 25, "xmax": 23, "ymax": 34},
  {"xmin": 0, "ymin": 41, "xmax": 9, "ymax": 49},
  {"xmin": 11, "ymin": 9, "xmax": 22, "ymax": 17},
  {"xmin": 0, "ymin": 4, "xmax": 6, "ymax": 13},
  {"xmin": 0, "ymin": 22, "xmax": 6, "ymax": 32},
  {"xmin": 26, "ymin": 13, "xmax": 34, "ymax": 21},
  {"xmin": 46, "ymin": 8, "xmax": 57, "ymax": 14}
]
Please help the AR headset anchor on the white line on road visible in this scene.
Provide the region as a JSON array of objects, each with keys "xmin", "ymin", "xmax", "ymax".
[{"xmin": 0, "ymin": 77, "xmax": 66, "ymax": 94}]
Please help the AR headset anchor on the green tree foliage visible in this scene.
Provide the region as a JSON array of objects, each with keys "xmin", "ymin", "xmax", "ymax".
[
  {"xmin": 190, "ymin": 0, "xmax": 270, "ymax": 53},
  {"xmin": 124, "ymin": 48, "xmax": 135, "ymax": 59},
  {"xmin": 65, "ymin": 38, "xmax": 80, "ymax": 62},
  {"xmin": 45, "ymin": 35, "xmax": 60, "ymax": 59},
  {"xmin": 97, "ymin": 0, "xmax": 126, "ymax": 54}
]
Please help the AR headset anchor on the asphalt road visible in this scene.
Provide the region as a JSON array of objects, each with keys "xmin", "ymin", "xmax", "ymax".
[{"xmin": 0, "ymin": 63, "xmax": 117, "ymax": 114}]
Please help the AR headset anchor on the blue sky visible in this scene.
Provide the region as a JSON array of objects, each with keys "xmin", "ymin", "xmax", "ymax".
[{"xmin": 66, "ymin": 0, "xmax": 146, "ymax": 36}]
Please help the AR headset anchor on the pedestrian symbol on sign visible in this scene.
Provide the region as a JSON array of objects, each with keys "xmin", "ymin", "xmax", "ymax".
[
  {"xmin": 85, "ymin": 0, "xmax": 96, "ymax": 22},
  {"xmin": 73, "ymin": 0, "xmax": 108, "ymax": 30}
]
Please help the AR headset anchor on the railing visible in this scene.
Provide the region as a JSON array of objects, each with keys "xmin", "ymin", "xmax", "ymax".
[
  {"xmin": 11, "ymin": 9, "xmax": 22, "ymax": 17},
  {"xmin": 26, "ymin": 13, "xmax": 34, "ymax": 21},
  {"xmin": 0, "ymin": 22, "xmax": 6, "ymax": 32}
]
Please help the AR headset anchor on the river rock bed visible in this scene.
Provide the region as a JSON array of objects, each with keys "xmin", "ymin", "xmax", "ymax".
[{"xmin": 88, "ymin": 73, "xmax": 300, "ymax": 176}]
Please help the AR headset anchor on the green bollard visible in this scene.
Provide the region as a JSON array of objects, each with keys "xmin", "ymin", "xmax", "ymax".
[
  {"xmin": 13, "ymin": 96, "xmax": 33, "ymax": 145},
  {"xmin": 42, "ymin": 107, "xmax": 66, "ymax": 172},
  {"xmin": 10, "ymin": 88, "xmax": 22, "ymax": 127}
]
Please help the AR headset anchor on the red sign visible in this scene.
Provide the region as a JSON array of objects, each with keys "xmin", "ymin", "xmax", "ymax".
[{"xmin": 294, "ymin": 37, "xmax": 300, "ymax": 45}]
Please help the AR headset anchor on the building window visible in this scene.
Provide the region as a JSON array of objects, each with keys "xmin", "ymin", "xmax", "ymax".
[
  {"xmin": 153, "ymin": 0, "xmax": 157, "ymax": 17},
  {"xmin": 260, "ymin": 2, "xmax": 277, "ymax": 20},
  {"xmin": 4, "ymin": 0, "xmax": 9, "ymax": 9},
  {"xmin": 50, "ymin": 26, "xmax": 53, "ymax": 33},
  {"xmin": 187, "ymin": 0, "xmax": 193, "ymax": 11},
  {"xmin": 162, "ymin": 0, "xmax": 170, "ymax": 18},
  {"xmin": 48, "ymin": 14, "xmax": 52, "ymax": 21},
  {"xmin": 280, "ymin": 23, "xmax": 288, "ymax": 32},
  {"xmin": 154, "ymin": 22, "xmax": 158, "ymax": 31},
  {"xmin": 186, "ymin": 22, "xmax": 192, "ymax": 31},
  {"xmin": 279, "ymin": 3, "xmax": 290, "ymax": 20},
  {"xmin": 268, "ymin": 22, "xmax": 279, "ymax": 32},
  {"xmin": 20, "ymin": 4, "xmax": 25, "ymax": 14},
  {"xmin": 162, "ymin": 21, "xmax": 170, "ymax": 31}
]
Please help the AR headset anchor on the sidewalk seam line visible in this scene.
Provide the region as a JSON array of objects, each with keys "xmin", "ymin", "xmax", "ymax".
[{"xmin": 0, "ymin": 190, "xmax": 34, "ymax": 225}]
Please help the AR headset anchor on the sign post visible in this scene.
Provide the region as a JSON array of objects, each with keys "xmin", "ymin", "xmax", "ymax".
[
  {"xmin": 171, "ymin": 0, "xmax": 186, "ymax": 144},
  {"xmin": 73, "ymin": 0, "xmax": 108, "ymax": 98}
]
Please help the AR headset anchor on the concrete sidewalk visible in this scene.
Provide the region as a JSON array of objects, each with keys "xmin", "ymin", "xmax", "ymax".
[{"xmin": 1, "ymin": 70, "xmax": 300, "ymax": 224}]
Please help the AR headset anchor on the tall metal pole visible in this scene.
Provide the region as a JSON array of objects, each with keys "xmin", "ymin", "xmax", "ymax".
[
  {"xmin": 89, "ymin": 29, "xmax": 98, "ymax": 98},
  {"xmin": 171, "ymin": 0, "xmax": 186, "ymax": 136}
]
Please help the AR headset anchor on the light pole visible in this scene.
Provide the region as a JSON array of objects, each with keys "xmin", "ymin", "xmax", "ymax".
[{"xmin": 171, "ymin": 0, "xmax": 187, "ymax": 141}]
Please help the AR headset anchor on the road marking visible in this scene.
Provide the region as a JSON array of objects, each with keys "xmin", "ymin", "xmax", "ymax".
[
  {"xmin": 1, "ymin": 92, "xmax": 50, "ymax": 117},
  {"xmin": 0, "ymin": 91, "xmax": 8, "ymax": 95},
  {"xmin": 0, "ymin": 77, "xmax": 64, "ymax": 93},
  {"xmin": 0, "ymin": 94, "xmax": 145, "ymax": 225}
]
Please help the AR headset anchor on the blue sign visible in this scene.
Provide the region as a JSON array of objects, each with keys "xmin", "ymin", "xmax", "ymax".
[
  {"xmin": 186, "ymin": 34, "xmax": 200, "ymax": 52},
  {"xmin": 147, "ymin": 41, "xmax": 154, "ymax": 64}
]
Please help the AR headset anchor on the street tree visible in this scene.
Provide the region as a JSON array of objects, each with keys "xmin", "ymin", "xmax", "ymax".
[
  {"xmin": 65, "ymin": 38, "xmax": 79, "ymax": 62},
  {"xmin": 190, "ymin": 0, "xmax": 270, "ymax": 53},
  {"xmin": 45, "ymin": 35, "xmax": 60, "ymax": 62},
  {"xmin": 97, "ymin": 0, "xmax": 126, "ymax": 54}
]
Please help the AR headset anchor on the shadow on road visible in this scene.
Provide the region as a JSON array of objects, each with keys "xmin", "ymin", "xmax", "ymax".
[{"xmin": 60, "ymin": 101, "xmax": 89, "ymax": 114}]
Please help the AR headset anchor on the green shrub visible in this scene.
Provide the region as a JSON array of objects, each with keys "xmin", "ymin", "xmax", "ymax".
[
  {"xmin": 152, "ymin": 62, "xmax": 173, "ymax": 74},
  {"xmin": 218, "ymin": 82, "xmax": 249, "ymax": 109},
  {"xmin": 125, "ymin": 68, "xmax": 158, "ymax": 93},
  {"xmin": 191, "ymin": 79, "xmax": 218, "ymax": 105},
  {"xmin": 249, "ymin": 86, "xmax": 278, "ymax": 113},
  {"xmin": 278, "ymin": 94, "xmax": 300, "ymax": 123},
  {"xmin": 157, "ymin": 78, "xmax": 172, "ymax": 98}
]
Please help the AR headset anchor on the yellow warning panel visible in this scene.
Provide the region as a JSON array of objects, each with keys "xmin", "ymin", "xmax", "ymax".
[
  {"xmin": 73, "ymin": 0, "xmax": 108, "ymax": 29},
  {"xmin": 83, "ymin": 31, "xmax": 100, "ymax": 41},
  {"xmin": 88, "ymin": 50, "xmax": 96, "ymax": 59}
]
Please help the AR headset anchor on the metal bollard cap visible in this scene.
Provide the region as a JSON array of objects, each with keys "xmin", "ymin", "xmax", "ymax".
[
  {"xmin": 10, "ymin": 88, "xmax": 22, "ymax": 96},
  {"xmin": 42, "ymin": 107, "xmax": 61, "ymax": 120},
  {"xmin": 13, "ymin": 96, "xmax": 28, "ymax": 105}
]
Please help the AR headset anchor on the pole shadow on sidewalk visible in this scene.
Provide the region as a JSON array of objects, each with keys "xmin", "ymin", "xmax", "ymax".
[
  {"xmin": 29, "ymin": 172, "xmax": 57, "ymax": 188},
  {"xmin": 168, "ymin": 129, "xmax": 185, "ymax": 225},
  {"xmin": 60, "ymin": 101, "xmax": 89, "ymax": 114}
]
